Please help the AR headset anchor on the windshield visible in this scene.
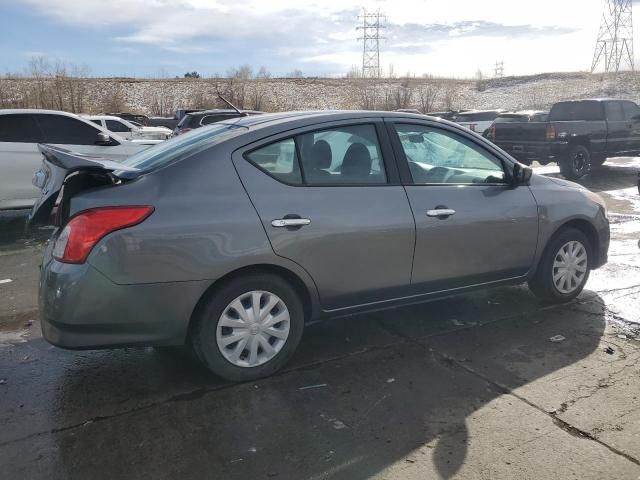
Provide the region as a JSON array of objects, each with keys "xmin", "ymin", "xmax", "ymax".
[{"xmin": 118, "ymin": 124, "xmax": 245, "ymax": 175}]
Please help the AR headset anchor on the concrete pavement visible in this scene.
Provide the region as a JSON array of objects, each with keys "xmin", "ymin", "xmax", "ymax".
[{"xmin": 0, "ymin": 158, "xmax": 638, "ymax": 479}]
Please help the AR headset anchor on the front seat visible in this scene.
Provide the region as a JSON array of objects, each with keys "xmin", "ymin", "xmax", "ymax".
[
  {"xmin": 340, "ymin": 143, "xmax": 372, "ymax": 182},
  {"xmin": 306, "ymin": 140, "xmax": 332, "ymax": 183}
]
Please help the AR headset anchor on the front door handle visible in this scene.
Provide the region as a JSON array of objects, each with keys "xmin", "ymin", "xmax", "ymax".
[
  {"xmin": 271, "ymin": 218, "xmax": 311, "ymax": 228},
  {"xmin": 426, "ymin": 209, "xmax": 456, "ymax": 218}
]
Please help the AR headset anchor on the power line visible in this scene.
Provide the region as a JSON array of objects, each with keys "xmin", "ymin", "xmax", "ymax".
[
  {"xmin": 357, "ymin": 9, "xmax": 386, "ymax": 79},
  {"xmin": 591, "ymin": 0, "xmax": 635, "ymax": 73}
]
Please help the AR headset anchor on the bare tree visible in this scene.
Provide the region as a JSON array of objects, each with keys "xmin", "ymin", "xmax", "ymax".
[
  {"xmin": 228, "ymin": 64, "xmax": 253, "ymax": 80},
  {"xmin": 353, "ymin": 80, "xmax": 378, "ymax": 110},
  {"xmin": 287, "ymin": 69, "xmax": 304, "ymax": 78},
  {"xmin": 443, "ymin": 81, "xmax": 461, "ymax": 111},
  {"xmin": 256, "ymin": 66, "xmax": 271, "ymax": 79},
  {"xmin": 345, "ymin": 65, "xmax": 362, "ymax": 79},
  {"xmin": 417, "ymin": 81, "xmax": 441, "ymax": 113}
]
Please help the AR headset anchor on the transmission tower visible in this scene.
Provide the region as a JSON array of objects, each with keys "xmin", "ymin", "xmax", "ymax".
[
  {"xmin": 591, "ymin": 0, "xmax": 635, "ymax": 73},
  {"xmin": 357, "ymin": 9, "xmax": 386, "ymax": 78},
  {"xmin": 494, "ymin": 61, "xmax": 504, "ymax": 77}
]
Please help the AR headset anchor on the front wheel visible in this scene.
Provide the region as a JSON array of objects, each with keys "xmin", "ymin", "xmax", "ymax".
[
  {"xmin": 528, "ymin": 228, "xmax": 591, "ymax": 303},
  {"xmin": 559, "ymin": 145, "xmax": 591, "ymax": 180},
  {"xmin": 192, "ymin": 274, "xmax": 305, "ymax": 382}
]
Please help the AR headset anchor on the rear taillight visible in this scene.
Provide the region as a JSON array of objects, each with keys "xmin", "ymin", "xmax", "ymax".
[
  {"xmin": 487, "ymin": 125, "xmax": 496, "ymax": 141},
  {"xmin": 546, "ymin": 125, "xmax": 556, "ymax": 140},
  {"xmin": 53, "ymin": 206, "xmax": 154, "ymax": 264}
]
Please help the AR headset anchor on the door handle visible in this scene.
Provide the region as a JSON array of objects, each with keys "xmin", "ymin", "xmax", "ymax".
[
  {"xmin": 426, "ymin": 209, "xmax": 456, "ymax": 218},
  {"xmin": 271, "ymin": 218, "xmax": 311, "ymax": 228}
]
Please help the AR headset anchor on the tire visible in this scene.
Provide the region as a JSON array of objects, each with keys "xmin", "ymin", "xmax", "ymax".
[
  {"xmin": 559, "ymin": 144, "xmax": 591, "ymax": 180},
  {"xmin": 528, "ymin": 227, "xmax": 592, "ymax": 303},
  {"xmin": 192, "ymin": 273, "xmax": 305, "ymax": 382}
]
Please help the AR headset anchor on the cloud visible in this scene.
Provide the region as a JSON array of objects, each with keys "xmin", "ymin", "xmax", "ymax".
[{"xmin": 12, "ymin": 0, "xmax": 606, "ymax": 76}]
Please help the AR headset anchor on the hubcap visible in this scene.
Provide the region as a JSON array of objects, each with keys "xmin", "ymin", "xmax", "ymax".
[
  {"xmin": 216, "ymin": 290, "xmax": 290, "ymax": 368},
  {"xmin": 573, "ymin": 151, "xmax": 589, "ymax": 174},
  {"xmin": 553, "ymin": 241, "xmax": 588, "ymax": 294}
]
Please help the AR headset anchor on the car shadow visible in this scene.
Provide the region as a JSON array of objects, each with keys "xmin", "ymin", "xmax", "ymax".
[{"xmin": 41, "ymin": 287, "xmax": 607, "ymax": 479}]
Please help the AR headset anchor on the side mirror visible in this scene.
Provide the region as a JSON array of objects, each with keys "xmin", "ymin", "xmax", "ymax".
[
  {"xmin": 96, "ymin": 132, "xmax": 112, "ymax": 145},
  {"xmin": 511, "ymin": 163, "xmax": 532, "ymax": 186}
]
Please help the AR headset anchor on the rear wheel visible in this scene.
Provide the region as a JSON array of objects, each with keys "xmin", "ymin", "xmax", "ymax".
[
  {"xmin": 559, "ymin": 145, "xmax": 591, "ymax": 180},
  {"xmin": 528, "ymin": 228, "xmax": 591, "ymax": 303},
  {"xmin": 192, "ymin": 274, "xmax": 304, "ymax": 382}
]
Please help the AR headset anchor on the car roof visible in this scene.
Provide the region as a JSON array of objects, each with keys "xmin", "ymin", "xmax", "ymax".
[
  {"xmin": 188, "ymin": 109, "xmax": 264, "ymax": 116},
  {"xmin": 215, "ymin": 110, "xmax": 455, "ymax": 131},
  {"xmin": 0, "ymin": 109, "xmax": 87, "ymax": 117},
  {"xmin": 557, "ymin": 98, "xmax": 630, "ymax": 103},
  {"xmin": 83, "ymin": 115, "xmax": 127, "ymax": 121}
]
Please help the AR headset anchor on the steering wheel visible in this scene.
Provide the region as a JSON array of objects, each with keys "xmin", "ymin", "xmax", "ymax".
[{"xmin": 425, "ymin": 166, "xmax": 451, "ymax": 183}]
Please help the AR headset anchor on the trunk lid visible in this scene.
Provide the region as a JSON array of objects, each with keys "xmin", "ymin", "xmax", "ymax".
[{"xmin": 28, "ymin": 144, "xmax": 138, "ymax": 226}]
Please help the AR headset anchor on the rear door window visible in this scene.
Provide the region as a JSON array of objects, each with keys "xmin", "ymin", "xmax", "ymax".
[
  {"xmin": 549, "ymin": 102, "xmax": 604, "ymax": 121},
  {"xmin": 34, "ymin": 114, "xmax": 101, "ymax": 145},
  {"xmin": 244, "ymin": 124, "xmax": 388, "ymax": 186},
  {"xmin": 297, "ymin": 124, "xmax": 387, "ymax": 184},
  {"xmin": 605, "ymin": 102, "xmax": 624, "ymax": 121},
  {"xmin": 0, "ymin": 114, "xmax": 41, "ymax": 143},
  {"xmin": 622, "ymin": 102, "xmax": 640, "ymax": 121}
]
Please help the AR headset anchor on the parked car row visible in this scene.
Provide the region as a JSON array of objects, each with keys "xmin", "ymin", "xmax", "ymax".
[
  {"xmin": 488, "ymin": 98, "xmax": 640, "ymax": 179},
  {"xmin": 0, "ymin": 109, "xmax": 156, "ymax": 214},
  {"xmin": 84, "ymin": 115, "xmax": 172, "ymax": 141}
]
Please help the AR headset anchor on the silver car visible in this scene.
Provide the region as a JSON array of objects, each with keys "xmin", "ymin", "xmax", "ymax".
[{"xmin": 32, "ymin": 111, "xmax": 610, "ymax": 381}]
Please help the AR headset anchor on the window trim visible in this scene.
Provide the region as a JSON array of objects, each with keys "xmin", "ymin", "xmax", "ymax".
[
  {"xmin": 385, "ymin": 119, "xmax": 514, "ymax": 187},
  {"xmin": 241, "ymin": 120, "xmax": 397, "ymax": 187}
]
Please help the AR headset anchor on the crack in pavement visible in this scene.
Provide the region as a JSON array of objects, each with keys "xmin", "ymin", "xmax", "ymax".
[
  {"xmin": 554, "ymin": 355, "xmax": 640, "ymax": 416},
  {"xmin": 373, "ymin": 298, "xmax": 640, "ymax": 469},
  {"xmin": 0, "ymin": 294, "xmax": 635, "ymax": 467}
]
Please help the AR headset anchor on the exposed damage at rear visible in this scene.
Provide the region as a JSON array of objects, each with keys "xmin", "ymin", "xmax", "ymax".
[{"xmin": 29, "ymin": 144, "xmax": 139, "ymax": 227}]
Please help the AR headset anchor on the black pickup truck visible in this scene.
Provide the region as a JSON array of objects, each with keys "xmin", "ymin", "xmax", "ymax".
[{"xmin": 488, "ymin": 99, "xmax": 640, "ymax": 179}]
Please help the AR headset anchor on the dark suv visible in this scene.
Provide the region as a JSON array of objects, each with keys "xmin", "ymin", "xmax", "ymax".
[{"xmin": 173, "ymin": 109, "xmax": 264, "ymax": 136}]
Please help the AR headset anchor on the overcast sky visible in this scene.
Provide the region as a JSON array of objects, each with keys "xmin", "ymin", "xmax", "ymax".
[{"xmin": 0, "ymin": 0, "xmax": 636, "ymax": 78}]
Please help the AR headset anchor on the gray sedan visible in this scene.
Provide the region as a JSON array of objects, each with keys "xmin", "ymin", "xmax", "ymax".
[{"xmin": 31, "ymin": 111, "xmax": 609, "ymax": 381}]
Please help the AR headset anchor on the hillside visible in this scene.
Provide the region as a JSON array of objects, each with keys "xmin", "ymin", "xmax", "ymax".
[{"xmin": 1, "ymin": 71, "xmax": 640, "ymax": 116}]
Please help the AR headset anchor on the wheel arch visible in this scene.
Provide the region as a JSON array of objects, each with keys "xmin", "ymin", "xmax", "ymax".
[
  {"xmin": 542, "ymin": 218, "xmax": 601, "ymax": 266},
  {"xmin": 188, "ymin": 263, "xmax": 318, "ymax": 337}
]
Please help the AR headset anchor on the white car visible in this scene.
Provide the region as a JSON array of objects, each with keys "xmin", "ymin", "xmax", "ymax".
[
  {"xmin": 0, "ymin": 109, "xmax": 156, "ymax": 215},
  {"xmin": 453, "ymin": 110, "xmax": 506, "ymax": 136},
  {"xmin": 85, "ymin": 115, "xmax": 171, "ymax": 141}
]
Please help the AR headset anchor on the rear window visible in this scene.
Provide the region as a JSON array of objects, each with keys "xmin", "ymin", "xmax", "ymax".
[
  {"xmin": 118, "ymin": 124, "xmax": 245, "ymax": 175},
  {"xmin": 455, "ymin": 112, "xmax": 500, "ymax": 122},
  {"xmin": 494, "ymin": 115, "xmax": 527, "ymax": 123},
  {"xmin": 549, "ymin": 102, "xmax": 604, "ymax": 121},
  {"xmin": 177, "ymin": 114, "xmax": 198, "ymax": 128}
]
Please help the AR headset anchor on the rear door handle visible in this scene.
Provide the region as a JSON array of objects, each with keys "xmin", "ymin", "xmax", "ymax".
[
  {"xmin": 426, "ymin": 209, "xmax": 456, "ymax": 218},
  {"xmin": 271, "ymin": 218, "xmax": 311, "ymax": 228}
]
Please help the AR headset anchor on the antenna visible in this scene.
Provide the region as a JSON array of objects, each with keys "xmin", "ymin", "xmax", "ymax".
[
  {"xmin": 218, "ymin": 94, "xmax": 247, "ymax": 116},
  {"xmin": 357, "ymin": 9, "xmax": 386, "ymax": 78},
  {"xmin": 591, "ymin": 0, "xmax": 635, "ymax": 73}
]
